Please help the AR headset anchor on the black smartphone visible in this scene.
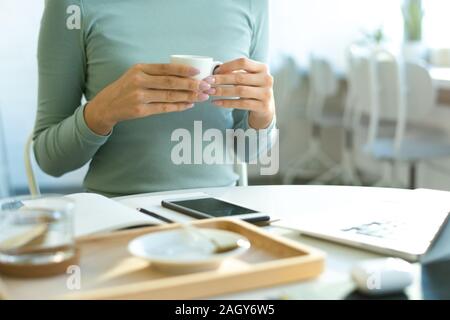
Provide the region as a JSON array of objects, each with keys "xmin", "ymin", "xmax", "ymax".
[{"xmin": 161, "ymin": 196, "xmax": 271, "ymax": 223}]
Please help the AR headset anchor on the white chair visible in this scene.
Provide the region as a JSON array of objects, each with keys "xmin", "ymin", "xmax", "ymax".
[
  {"xmin": 0, "ymin": 108, "xmax": 10, "ymax": 197},
  {"xmin": 362, "ymin": 49, "xmax": 450, "ymax": 189},
  {"xmin": 310, "ymin": 47, "xmax": 366, "ymax": 186},
  {"xmin": 24, "ymin": 133, "xmax": 40, "ymax": 196},
  {"xmin": 272, "ymin": 56, "xmax": 304, "ymax": 181},
  {"xmin": 283, "ymin": 55, "xmax": 340, "ymax": 184},
  {"xmin": 234, "ymin": 162, "xmax": 248, "ymax": 187},
  {"xmin": 350, "ymin": 48, "xmax": 405, "ymax": 185},
  {"xmin": 272, "ymin": 56, "xmax": 303, "ymax": 123}
]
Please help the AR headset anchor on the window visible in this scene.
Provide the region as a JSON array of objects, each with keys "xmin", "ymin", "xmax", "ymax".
[
  {"xmin": 270, "ymin": 0, "xmax": 450, "ymax": 69},
  {"xmin": 423, "ymin": 0, "xmax": 450, "ymax": 48}
]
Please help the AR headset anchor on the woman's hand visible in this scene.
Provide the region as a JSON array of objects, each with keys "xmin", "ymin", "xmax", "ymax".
[
  {"xmin": 209, "ymin": 58, "xmax": 275, "ymax": 129},
  {"xmin": 85, "ymin": 63, "xmax": 213, "ymax": 135}
]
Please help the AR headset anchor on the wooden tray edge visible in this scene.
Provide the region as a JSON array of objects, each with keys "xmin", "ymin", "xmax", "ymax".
[
  {"xmin": 1, "ymin": 218, "xmax": 326, "ymax": 300},
  {"xmin": 67, "ymin": 218, "xmax": 326, "ymax": 299},
  {"xmin": 66, "ymin": 255, "xmax": 325, "ymax": 300}
]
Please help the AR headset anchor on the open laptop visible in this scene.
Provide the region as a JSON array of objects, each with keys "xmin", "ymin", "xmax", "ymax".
[{"xmin": 284, "ymin": 189, "xmax": 450, "ymax": 262}]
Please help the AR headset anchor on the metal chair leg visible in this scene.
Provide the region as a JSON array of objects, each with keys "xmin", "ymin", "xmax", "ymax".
[{"xmin": 409, "ymin": 162, "xmax": 417, "ymax": 190}]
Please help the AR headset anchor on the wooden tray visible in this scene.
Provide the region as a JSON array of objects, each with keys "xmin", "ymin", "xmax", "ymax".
[{"xmin": 0, "ymin": 218, "xmax": 325, "ymax": 300}]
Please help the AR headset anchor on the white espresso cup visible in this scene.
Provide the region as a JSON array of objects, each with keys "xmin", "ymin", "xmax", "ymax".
[{"xmin": 170, "ymin": 55, "xmax": 222, "ymax": 80}]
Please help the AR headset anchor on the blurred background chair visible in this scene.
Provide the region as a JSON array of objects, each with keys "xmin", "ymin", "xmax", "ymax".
[
  {"xmin": 271, "ymin": 56, "xmax": 304, "ymax": 181},
  {"xmin": 349, "ymin": 46, "xmax": 406, "ymax": 186},
  {"xmin": 283, "ymin": 55, "xmax": 341, "ymax": 184},
  {"xmin": 272, "ymin": 56, "xmax": 302, "ymax": 119},
  {"xmin": 308, "ymin": 48, "xmax": 366, "ymax": 186},
  {"xmin": 360, "ymin": 48, "xmax": 450, "ymax": 189},
  {"xmin": 24, "ymin": 133, "xmax": 40, "ymax": 196},
  {"xmin": 0, "ymin": 107, "xmax": 11, "ymax": 197},
  {"xmin": 234, "ymin": 162, "xmax": 248, "ymax": 187}
]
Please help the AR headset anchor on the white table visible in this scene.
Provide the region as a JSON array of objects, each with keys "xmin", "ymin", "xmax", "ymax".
[
  {"xmin": 430, "ymin": 67, "xmax": 450, "ymax": 90},
  {"xmin": 116, "ymin": 185, "xmax": 434, "ymax": 300}
]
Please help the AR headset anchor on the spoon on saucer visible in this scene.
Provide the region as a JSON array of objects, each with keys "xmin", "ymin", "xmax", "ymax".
[
  {"xmin": 136, "ymin": 207, "xmax": 242, "ymax": 254},
  {"xmin": 179, "ymin": 222, "xmax": 241, "ymax": 254}
]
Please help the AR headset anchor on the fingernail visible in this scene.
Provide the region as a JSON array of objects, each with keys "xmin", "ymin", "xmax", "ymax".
[
  {"xmin": 189, "ymin": 68, "xmax": 200, "ymax": 76},
  {"xmin": 199, "ymin": 81, "xmax": 211, "ymax": 91},
  {"xmin": 186, "ymin": 103, "xmax": 194, "ymax": 108},
  {"xmin": 198, "ymin": 93, "xmax": 209, "ymax": 101},
  {"xmin": 213, "ymin": 100, "xmax": 223, "ymax": 106},
  {"xmin": 204, "ymin": 76, "xmax": 216, "ymax": 84},
  {"xmin": 205, "ymin": 88, "xmax": 216, "ymax": 95}
]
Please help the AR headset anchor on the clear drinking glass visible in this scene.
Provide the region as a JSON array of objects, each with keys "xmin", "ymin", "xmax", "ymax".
[{"xmin": 0, "ymin": 195, "xmax": 75, "ymax": 266}]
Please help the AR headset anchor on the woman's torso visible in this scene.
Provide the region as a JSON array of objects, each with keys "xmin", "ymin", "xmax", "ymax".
[{"xmin": 81, "ymin": 0, "xmax": 255, "ymax": 196}]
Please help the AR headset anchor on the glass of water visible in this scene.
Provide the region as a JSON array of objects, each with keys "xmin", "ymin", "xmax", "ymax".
[{"xmin": 0, "ymin": 195, "xmax": 75, "ymax": 267}]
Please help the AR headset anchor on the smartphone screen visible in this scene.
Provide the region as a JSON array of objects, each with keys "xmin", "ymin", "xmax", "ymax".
[{"xmin": 168, "ymin": 198, "xmax": 258, "ymax": 217}]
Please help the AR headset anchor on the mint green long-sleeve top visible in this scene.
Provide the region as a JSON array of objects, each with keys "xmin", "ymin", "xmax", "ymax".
[{"xmin": 34, "ymin": 0, "xmax": 272, "ymax": 197}]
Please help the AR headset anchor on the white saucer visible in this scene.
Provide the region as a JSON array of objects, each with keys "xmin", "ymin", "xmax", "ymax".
[{"xmin": 128, "ymin": 228, "xmax": 251, "ymax": 274}]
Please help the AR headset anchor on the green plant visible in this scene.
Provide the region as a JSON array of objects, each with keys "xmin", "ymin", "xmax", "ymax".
[
  {"xmin": 402, "ymin": 0, "xmax": 424, "ymax": 42},
  {"xmin": 360, "ymin": 27, "xmax": 386, "ymax": 46}
]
